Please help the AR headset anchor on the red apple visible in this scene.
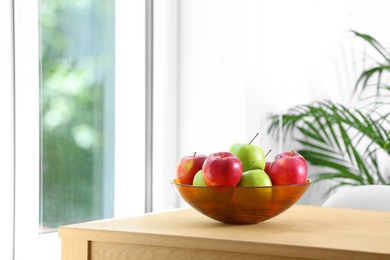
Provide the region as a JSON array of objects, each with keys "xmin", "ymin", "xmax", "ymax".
[
  {"xmin": 202, "ymin": 152, "xmax": 242, "ymax": 187},
  {"xmin": 264, "ymin": 161, "xmax": 272, "ymax": 173},
  {"xmin": 263, "ymin": 150, "xmax": 273, "ymax": 173},
  {"xmin": 274, "ymin": 150, "xmax": 308, "ymax": 172},
  {"xmin": 176, "ymin": 152, "xmax": 208, "ymax": 185},
  {"xmin": 267, "ymin": 151, "xmax": 308, "ymax": 185}
]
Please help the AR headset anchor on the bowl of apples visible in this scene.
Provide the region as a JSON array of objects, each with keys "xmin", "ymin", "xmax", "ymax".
[{"xmin": 172, "ymin": 135, "xmax": 312, "ymax": 225}]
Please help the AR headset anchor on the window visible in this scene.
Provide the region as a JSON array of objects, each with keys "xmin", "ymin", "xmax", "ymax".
[
  {"xmin": 39, "ymin": 0, "xmax": 116, "ymax": 233},
  {"xmin": 11, "ymin": 0, "xmax": 150, "ymax": 259}
]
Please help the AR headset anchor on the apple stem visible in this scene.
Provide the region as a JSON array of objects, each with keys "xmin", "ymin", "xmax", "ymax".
[
  {"xmin": 265, "ymin": 149, "xmax": 272, "ymax": 158},
  {"xmin": 220, "ymin": 152, "xmax": 223, "ymax": 158},
  {"xmin": 249, "ymin": 132, "xmax": 259, "ymax": 145},
  {"xmin": 290, "ymin": 150, "xmax": 294, "ymax": 156},
  {"xmin": 193, "ymin": 152, "xmax": 197, "ymax": 157}
]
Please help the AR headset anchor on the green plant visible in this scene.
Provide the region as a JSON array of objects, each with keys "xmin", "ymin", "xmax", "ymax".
[{"xmin": 267, "ymin": 31, "xmax": 390, "ymax": 195}]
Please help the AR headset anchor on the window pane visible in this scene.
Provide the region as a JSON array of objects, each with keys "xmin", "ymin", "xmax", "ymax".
[{"xmin": 39, "ymin": 0, "xmax": 115, "ymax": 232}]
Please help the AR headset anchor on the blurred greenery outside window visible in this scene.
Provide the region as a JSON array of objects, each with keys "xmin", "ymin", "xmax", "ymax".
[{"xmin": 40, "ymin": 0, "xmax": 115, "ymax": 232}]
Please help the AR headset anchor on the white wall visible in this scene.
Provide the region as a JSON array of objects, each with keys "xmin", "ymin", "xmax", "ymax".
[
  {"xmin": 153, "ymin": 0, "xmax": 181, "ymax": 211},
  {"xmin": 153, "ymin": 0, "xmax": 390, "ymax": 209},
  {"xmin": 178, "ymin": 1, "xmax": 249, "ymax": 154}
]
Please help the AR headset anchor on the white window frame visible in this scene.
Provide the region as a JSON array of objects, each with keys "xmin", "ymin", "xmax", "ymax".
[
  {"xmin": 0, "ymin": 0, "xmax": 15, "ymax": 259},
  {"xmin": 9, "ymin": 0, "xmax": 147, "ymax": 259}
]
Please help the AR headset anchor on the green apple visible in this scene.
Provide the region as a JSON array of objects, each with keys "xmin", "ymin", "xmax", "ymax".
[
  {"xmin": 238, "ymin": 169, "xmax": 272, "ymax": 187},
  {"xmin": 192, "ymin": 170, "xmax": 207, "ymax": 186},
  {"xmin": 229, "ymin": 133, "xmax": 266, "ymax": 172},
  {"xmin": 235, "ymin": 167, "xmax": 273, "ymax": 210},
  {"xmin": 235, "ymin": 169, "xmax": 273, "ymax": 209}
]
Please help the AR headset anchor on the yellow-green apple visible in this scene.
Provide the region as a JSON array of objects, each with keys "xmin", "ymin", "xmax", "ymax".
[
  {"xmin": 229, "ymin": 133, "xmax": 266, "ymax": 172},
  {"xmin": 238, "ymin": 169, "xmax": 272, "ymax": 187},
  {"xmin": 235, "ymin": 166, "xmax": 273, "ymax": 209},
  {"xmin": 192, "ymin": 170, "xmax": 207, "ymax": 186},
  {"xmin": 176, "ymin": 152, "xmax": 207, "ymax": 185},
  {"xmin": 267, "ymin": 151, "xmax": 308, "ymax": 185},
  {"xmin": 202, "ymin": 152, "xmax": 242, "ymax": 187}
]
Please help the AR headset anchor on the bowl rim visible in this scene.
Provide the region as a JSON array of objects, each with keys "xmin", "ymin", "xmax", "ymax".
[{"xmin": 171, "ymin": 178, "xmax": 312, "ymax": 188}]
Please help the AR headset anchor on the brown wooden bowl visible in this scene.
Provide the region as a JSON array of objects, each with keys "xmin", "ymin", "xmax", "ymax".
[{"xmin": 171, "ymin": 179, "xmax": 312, "ymax": 224}]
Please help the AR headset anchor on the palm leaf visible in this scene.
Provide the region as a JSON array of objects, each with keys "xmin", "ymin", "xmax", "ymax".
[
  {"xmin": 297, "ymin": 125, "xmax": 325, "ymax": 143},
  {"xmin": 352, "ymin": 31, "xmax": 390, "ymax": 62},
  {"xmin": 355, "ymin": 65, "xmax": 390, "ymax": 96},
  {"xmin": 267, "ymin": 99, "xmax": 390, "ymax": 189},
  {"xmin": 352, "ymin": 30, "xmax": 390, "ymax": 97},
  {"xmin": 296, "ymin": 139, "xmax": 334, "ymax": 154},
  {"xmin": 267, "ymin": 31, "xmax": 390, "ymax": 193},
  {"xmin": 313, "ymin": 172, "xmax": 366, "ymax": 185}
]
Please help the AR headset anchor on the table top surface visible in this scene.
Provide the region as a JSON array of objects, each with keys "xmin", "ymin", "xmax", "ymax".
[{"xmin": 59, "ymin": 204, "xmax": 390, "ymax": 258}]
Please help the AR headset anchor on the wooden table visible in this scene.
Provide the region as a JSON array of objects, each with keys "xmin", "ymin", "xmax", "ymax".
[{"xmin": 58, "ymin": 205, "xmax": 390, "ymax": 259}]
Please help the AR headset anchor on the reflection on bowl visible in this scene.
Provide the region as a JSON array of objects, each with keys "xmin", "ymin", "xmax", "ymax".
[{"xmin": 171, "ymin": 179, "xmax": 311, "ymax": 224}]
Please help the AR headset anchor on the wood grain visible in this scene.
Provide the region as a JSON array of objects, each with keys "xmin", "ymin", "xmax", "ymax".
[
  {"xmin": 59, "ymin": 205, "xmax": 390, "ymax": 259},
  {"xmin": 90, "ymin": 241, "xmax": 294, "ymax": 260},
  {"xmin": 61, "ymin": 239, "xmax": 89, "ymax": 260}
]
